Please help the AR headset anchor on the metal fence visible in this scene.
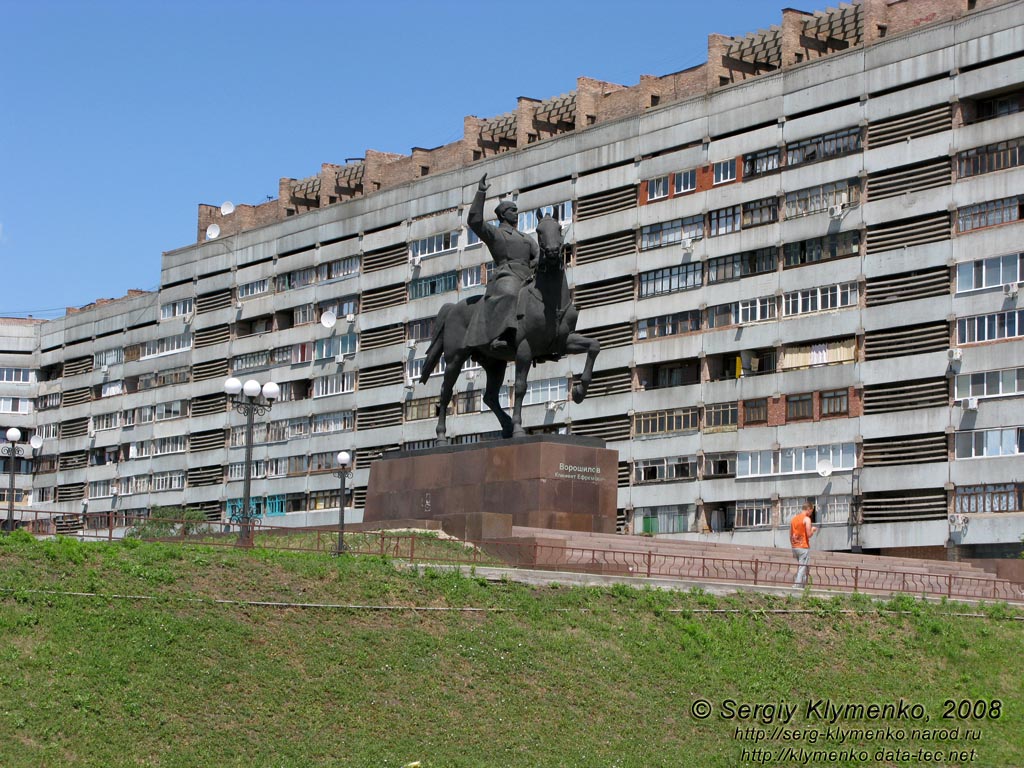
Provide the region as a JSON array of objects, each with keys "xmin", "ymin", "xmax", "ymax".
[{"xmin": 7, "ymin": 509, "xmax": 1024, "ymax": 604}]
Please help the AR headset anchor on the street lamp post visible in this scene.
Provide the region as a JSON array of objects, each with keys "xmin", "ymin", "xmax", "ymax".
[
  {"xmin": 334, "ymin": 450, "xmax": 353, "ymax": 554},
  {"xmin": 224, "ymin": 377, "xmax": 279, "ymax": 547},
  {"xmin": 2, "ymin": 428, "xmax": 42, "ymax": 534}
]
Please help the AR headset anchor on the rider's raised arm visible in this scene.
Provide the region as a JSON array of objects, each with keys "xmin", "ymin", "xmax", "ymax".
[{"xmin": 467, "ymin": 175, "xmax": 495, "ymax": 247}]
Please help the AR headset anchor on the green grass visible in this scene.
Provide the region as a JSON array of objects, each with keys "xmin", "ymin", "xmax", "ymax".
[{"xmin": 0, "ymin": 531, "xmax": 1021, "ymax": 767}]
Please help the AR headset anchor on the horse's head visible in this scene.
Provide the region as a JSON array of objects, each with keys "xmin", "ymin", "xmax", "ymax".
[{"xmin": 535, "ymin": 212, "xmax": 565, "ymax": 273}]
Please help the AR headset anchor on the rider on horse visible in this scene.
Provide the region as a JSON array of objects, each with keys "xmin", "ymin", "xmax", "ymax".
[{"xmin": 464, "ymin": 174, "xmax": 539, "ymax": 353}]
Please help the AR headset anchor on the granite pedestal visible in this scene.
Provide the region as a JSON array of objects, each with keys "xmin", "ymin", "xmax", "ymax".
[{"xmin": 364, "ymin": 435, "xmax": 618, "ymax": 539}]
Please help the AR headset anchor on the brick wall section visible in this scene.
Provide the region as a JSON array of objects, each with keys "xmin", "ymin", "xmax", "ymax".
[{"xmin": 195, "ymin": 0, "xmax": 1013, "ymax": 242}]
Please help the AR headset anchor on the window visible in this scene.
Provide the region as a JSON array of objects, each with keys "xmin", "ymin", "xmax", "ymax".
[
  {"xmin": 312, "ymin": 371, "xmax": 356, "ymax": 398},
  {"xmin": 320, "ymin": 296, "xmax": 358, "ymax": 320},
  {"xmin": 780, "ymin": 338, "xmax": 857, "ymax": 369},
  {"xmin": 973, "ymin": 92, "xmax": 1022, "ymax": 122},
  {"xmin": 737, "ymin": 442, "xmax": 855, "ymax": 478},
  {"xmin": 958, "ymin": 137, "xmax": 1023, "ymax": 178},
  {"xmin": 785, "ymin": 179, "xmax": 860, "ymax": 218},
  {"xmin": 160, "ymin": 298, "xmax": 193, "ymax": 320},
  {"xmin": 154, "ymin": 400, "xmax": 185, "ymax": 421},
  {"xmin": 735, "ymin": 499, "xmax": 771, "ymax": 528},
  {"xmin": 955, "ymin": 427, "xmax": 1023, "ymax": 459},
  {"xmin": 743, "ymin": 148, "xmax": 780, "ymax": 178},
  {"xmin": 314, "ymin": 333, "xmax": 358, "ymax": 360},
  {"xmin": 237, "ymin": 279, "xmax": 270, "ymax": 299},
  {"xmin": 704, "ymin": 402, "xmax": 738, "ymax": 431},
  {"xmin": 709, "ymin": 205, "xmax": 741, "ymax": 236},
  {"xmin": 94, "ymin": 348, "xmax": 124, "ymax": 368},
  {"xmin": 153, "ymin": 436, "xmax": 187, "ymax": 456},
  {"xmin": 233, "ymin": 350, "xmax": 271, "ymax": 372},
  {"xmin": 309, "ymin": 451, "xmax": 337, "ymax": 473},
  {"xmin": 647, "ymin": 175, "xmax": 669, "ymax": 201},
  {"xmin": 140, "ymin": 333, "xmax": 191, "ymax": 359},
  {"xmin": 410, "ymin": 231, "xmax": 460, "ymax": 260},
  {"xmin": 673, "ymin": 169, "xmax": 696, "ymax": 194},
  {"xmin": 638, "ymin": 263, "xmax": 702, "ymax": 297},
  {"xmin": 311, "ymin": 411, "xmax": 354, "ymax": 434},
  {"xmin": 785, "ymin": 127, "xmax": 861, "ymax": 167},
  {"xmin": 634, "ymin": 407, "xmax": 699, "ymax": 436},
  {"xmin": 517, "ymin": 201, "xmax": 572, "ymax": 233},
  {"xmin": 404, "ymin": 396, "xmax": 445, "ymax": 421},
  {"xmin": 640, "ymin": 215, "xmax": 702, "ymax": 250},
  {"xmin": 636, "ymin": 504, "xmax": 695, "ymax": 534},
  {"xmin": 89, "ymin": 480, "xmax": 115, "ymax": 499},
  {"xmin": 633, "ymin": 456, "xmax": 697, "ymax": 484},
  {"xmin": 739, "ymin": 296, "xmax": 777, "ymax": 323},
  {"xmin": 407, "ymin": 317, "xmax": 436, "ymax": 342},
  {"xmin": 100, "ymin": 380, "xmax": 124, "ymax": 398},
  {"xmin": 741, "ymin": 197, "xmax": 778, "ymax": 228},
  {"xmin": 787, "ymin": 394, "xmax": 813, "ymax": 420},
  {"xmin": 707, "ymin": 248, "xmax": 777, "ymax": 283},
  {"xmin": 0, "ymin": 397, "xmax": 32, "ymax": 414},
  {"xmin": 957, "ymin": 310, "xmax": 1024, "ymax": 343},
  {"xmin": 637, "ymin": 310, "xmax": 701, "ymax": 339},
  {"xmin": 707, "ymin": 303, "xmax": 738, "ymax": 329},
  {"xmin": 292, "ymin": 304, "xmax": 316, "ymax": 326},
  {"xmin": 713, "ymin": 158, "xmax": 737, "ymax": 184},
  {"xmin": 744, "ymin": 398, "xmax": 768, "ymax": 424},
  {"xmin": 454, "ymin": 390, "xmax": 482, "ymax": 414},
  {"xmin": 460, "ymin": 266, "xmax": 482, "ymax": 288},
  {"xmin": 955, "ymin": 368, "xmax": 1024, "ymax": 400},
  {"xmin": 956, "ymin": 253, "xmax": 1024, "ymax": 293},
  {"xmin": 783, "ymin": 231, "xmax": 860, "ymax": 268},
  {"xmin": 317, "ymin": 257, "xmax": 360, "ymax": 281},
  {"xmin": 783, "ymin": 282, "xmax": 858, "ymax": 316},
  {"xmin": 704, "ymin": 453, "xmax": 736, "ymax": 478},
  {"xmin": 228, "ymin": 461, "xmax": 267, "ymax": 481},
  {"xmin": 954, "ymin": 483, "xmax": 1022, "ymax": 514},
  {"xmin": 957, "ymin": 196, "xmax": 1021, "ymax": 232},
  {"xmin": 152, "ymin": 470, "xmax": 186, "ymax": 491},
  {"xmin": 276, "ymin": 267, "xmax": 316, "ymax": 292},
  {"xmin": 409, "ymin": 271, "xmax": 458, "ymax": 300},
  {"xmin": 821, "ymin": 389, "xmax": 849, "ymax": 416}
]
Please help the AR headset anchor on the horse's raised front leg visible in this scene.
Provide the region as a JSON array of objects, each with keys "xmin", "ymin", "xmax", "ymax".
[
  {"xmin": 479, "ymin": 358, "xmax": 513, "ymax": 438},
  {"xmin": 564, "ymin": 333, "xmax": 601, "ymax": 403},
  {"xmin": 434, "ymin": 353, "xmax": 464, "ymax": 445}
]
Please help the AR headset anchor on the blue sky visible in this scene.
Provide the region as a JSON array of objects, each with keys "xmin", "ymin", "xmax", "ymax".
[{"xmin": 1, "ymin": 0, "xmax": 785, "ymax": 318}]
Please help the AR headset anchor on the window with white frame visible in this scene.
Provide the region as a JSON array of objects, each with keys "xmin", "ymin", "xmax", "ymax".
[
  {"xmin": 954, "ymin": 483, "xmax": 1021, "ymax": 514},
  {"xmin": 409, "ymin": 271, "xmax": 458, "ymax": 300},
  {"xmin": 91, "ymin": 412, "xmax": 121, "ymax": 432},
  {"xmin": 314, "ymin": 333, "xmax": 358, "ymax": 360},
  {"xmin": 0, "ymin": 397, "xmax": 32, "ymax": 414},
  {"xmin": 957, "ymin": 310, "xmax": 1024, "ymax": 344},
  {"xmin": 518, "ymin": 377, "xmax": 568, "ymax": 406},
  {"xmin": 100, "ymin": 380, "xmax": 124, "ymax": 398},
  {"xmin": 955, "ymin": 427, "xmax": 1024, "ymax": 459},
  {"xmin": 410, "ymin": 231, "xmax": 460, "ymax": 260},
  {"xmin": 517, "ymin": 201, "xmax": 572, "ymax": 233},
  {"xmin": 674, "ymin": 169, "xmax": 697, "ymax": 194},
  {"xmin": 237, "ymin": 278, "xmax": 270, "ymax": 299},
  {"xmin": 320, "ymin": 296, "xmax": 358, "ymax": 320},
  {"xmin": 160, "ymin": 298, "xmax": 194, "ymax": 320},
  {"xmin": 140, "ymin": 333, "xmax": 192, "ymax": 359},
  {"xmin": 94, "ymin": 348, "xmax": 124, "ymax": 368},
  {"xmin": 292, "ymin": 304, "xmax": 316, "ymax": 325},
  {"xmin": 0, "ymin": 367, "xmax": 31, "ymax": 383},
  {"xmin": 460, "ymin": 265, "xmax": 483, "ymax": 288},
  {"xmin": 89, "ymin": 480, "xmax": 115, "ymax": 499},
  {"xmin": 152, "ymin": 470, "xmax": 186, "ymax": 491},
  {"xmin": 153, "ymin": 436, "xmax": 187, "ymax": 455},
  {"xmin": 312, "ymin": 371, "xmax": 356, "ymax": 398},
  {"xmin": 276, "ymin": 267, "xmax": 316, "ymax": 292},
  {"xmin": 637, "ymin": 504, "xmax": 696, "ymax": 534},
  {"xmin": 154, "ymin": 400, "xmax": 185, "ymax": 421},
  {"xmin": 228, "ymin": 461, "xmax": 267, "ymax": 481},
  {"xmin": 633, "ymin": 456, "xmax": 697, "ymax": 484},
  {"xmin": 312, "ymin": 410, "xmax": 354, "ymax": 433},
  {"xmin": 955, "ymin": 368, "xmax": 1024, "ymax": 400},
  {"xmin": 956, "ymin": 253, "xmax": 1024, "ymax": 293},
  {"xmin": 738, "ymin": 296, "xmax": 777, "ymax": 323},
  {"xmin": 737, "ymin": 443, "xmax": 855, "ymax": 478},
  {"xmin": 734, "ymin": 499, "xmax": 771, "ymax": 528},
  {"xmin": 286, "ymin": 418, "xmax": 309, "ymax": 439},
  {"xmin": 36, "ymin": 423, "xmax": 59, "ymax": 440},
  {"xmin": 783, "ymin": 282, "xmax": 858, "ymax": 316},
  {"xmin": 408, "ymin": 356, "xmax": 445, "ymax": 381},
  {"xmin": 713, "ymin": 158, "xmax": 737, "ymax": 184},
  {"xmin": 647, "ymin": 175, "xmax": 669, "ymax": 201},
  {"xmin": 135, "ymin": 405, "xmax": 154, "ymax": 424}
]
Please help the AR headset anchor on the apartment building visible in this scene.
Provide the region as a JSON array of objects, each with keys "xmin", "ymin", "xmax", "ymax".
[{"xmin": 4, "ymin": 0, "xmax": 1024, "ymax": 557}]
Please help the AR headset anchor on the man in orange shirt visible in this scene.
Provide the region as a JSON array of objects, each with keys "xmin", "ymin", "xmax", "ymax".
[{"xmin": 790, "ymin": 498, "xmax": 818, "ymax": 587}]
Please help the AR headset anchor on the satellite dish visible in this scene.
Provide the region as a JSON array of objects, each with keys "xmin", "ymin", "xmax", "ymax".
[
  {"xmin": 220, "ymin": 201, "xmax": 235, "ymax": 216},
  {"xmin": 205, "ymin": 223, "xmax": 221, "ymax": 240},
  {"xmin": 29, "ymin": 435, "xmax": 44, "ymax": 450},
  {"xmin": 816, "ymin": 459, "xmax": 834, "ymax": 478},
  {"xmin": 320, "ymin": 311, "xmax": 337, "ymax": 329}
]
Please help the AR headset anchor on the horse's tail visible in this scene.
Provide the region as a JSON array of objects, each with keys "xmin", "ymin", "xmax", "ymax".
[{"xmin": 419, "ymin": 304, "xmax": 451, "ymax": 384}]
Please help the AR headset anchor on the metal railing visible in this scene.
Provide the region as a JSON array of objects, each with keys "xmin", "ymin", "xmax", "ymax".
[{"xmin": 8, "ymin": 509, "xmax": 1024, "ymax": 604}]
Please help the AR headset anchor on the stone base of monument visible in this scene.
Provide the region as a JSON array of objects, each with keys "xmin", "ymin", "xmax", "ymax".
[{"xmin": 363, "ymin": 435, "xmax": 618, "ymax": 539}]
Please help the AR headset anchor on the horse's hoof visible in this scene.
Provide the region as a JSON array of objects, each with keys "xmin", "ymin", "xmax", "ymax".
[{"xmin": 572, "ymin": 384, "xmax": 586, "ymax": 403}]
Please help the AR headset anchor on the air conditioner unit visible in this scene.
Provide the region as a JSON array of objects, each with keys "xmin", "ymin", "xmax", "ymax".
[
  {"xmin": 947, "ymin": 348, "xmax": 963, "ymax": 362},
  {"xmin": 962, "ymin": 397, "xmax": 979, "ymax": 411},
  {"xmin": 828, "ymin": 204, "xmax": 846, "ymax": 219},
  {"xmin": 406, "ymin": 339, "xmax": 417, "ymax": 349},
  {"xmin": 101, "ymin": 364, "xmax": 109, "ymax": 373},
  {"xmin": 335, "ymin": 353, "xmax": 354, "ymax": 364},
  {"xmin": 410, "ymin": 255, "xmax": 422, "ymax": 267},
  {"xmin": 680, "ymin": 238, "xmax": 694, "ymax": 251},
  {"xmin": 1004, "ymin": 282, "xmax": 1019, "ymax": 299},
  {"xmin": 345, "ymin": 313, "xmax": 355, "ymax": 323}
]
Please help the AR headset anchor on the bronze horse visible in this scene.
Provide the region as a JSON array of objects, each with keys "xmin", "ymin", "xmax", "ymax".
[{"xmin": 418, "ymin": 212, "xmax": 600, "ymax": 443}]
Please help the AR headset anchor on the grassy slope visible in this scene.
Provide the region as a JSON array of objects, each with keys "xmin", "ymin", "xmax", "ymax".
[{"xmin": 0, "ymin": 532, "xmax": 1021, "ymax": 768}]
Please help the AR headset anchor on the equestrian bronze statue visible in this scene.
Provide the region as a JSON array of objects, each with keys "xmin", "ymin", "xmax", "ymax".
[{"xmin": 418, "ymin": 173, "xmax": 600, "ymax": 443}]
